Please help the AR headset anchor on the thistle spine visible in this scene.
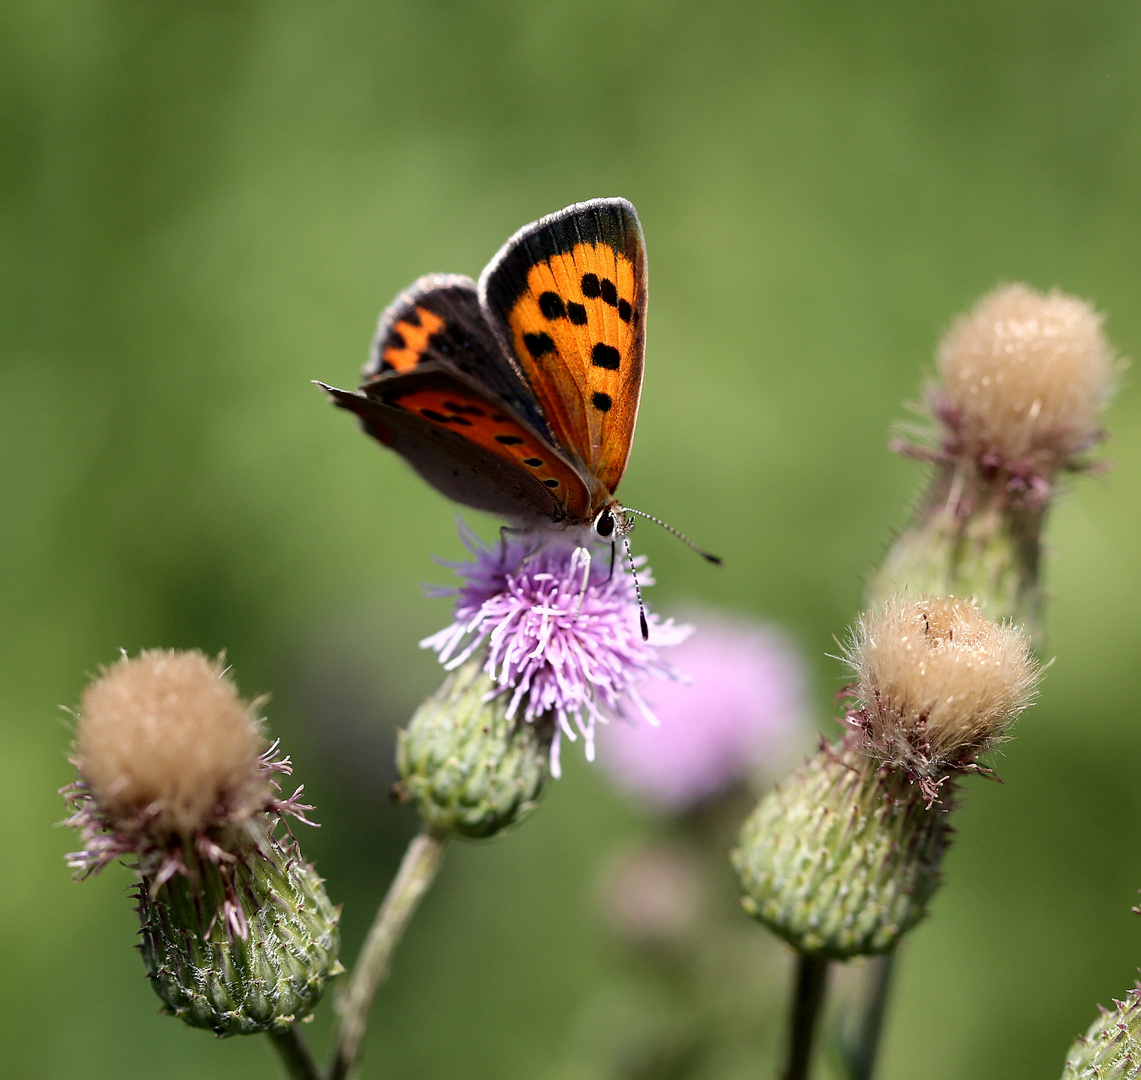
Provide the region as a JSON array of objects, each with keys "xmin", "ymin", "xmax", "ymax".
[{"xmin": 1062, "ymin": 987, "xmax": 1141, "ymax": 1080}]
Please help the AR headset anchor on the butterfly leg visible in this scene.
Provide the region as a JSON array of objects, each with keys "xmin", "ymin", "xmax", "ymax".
[
  {"xmin": 499, "ymin": 524, "xmax": 543, "ymax": 565},
  {"xmin": 498, "ymin": 523, "xmax": 522, "ymax": 554}
]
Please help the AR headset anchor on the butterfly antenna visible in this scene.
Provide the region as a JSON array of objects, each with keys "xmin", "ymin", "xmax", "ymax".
[
  {"xmin": 619, "ymin": 533, "xmax": 651, "ymax": 641},
  {"xmin": 620, "ymin": 507, "xmax": 723, "ymax": 565}
]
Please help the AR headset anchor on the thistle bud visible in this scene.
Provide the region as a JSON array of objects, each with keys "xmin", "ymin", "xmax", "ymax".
[
  {"xmin": 395, "ymin": 656, "xmax": 552, "ymax": 839},
  {"xmin": 733, "ymin": 597, "xmax": 1037, "ymax": 957},
  {"xmin": 63, "ymin": 650, "xmax": 341, "ymax": 1035},
  {"xmin": 871, "ymin": 284, "xmax": 1118, "ymax": 627},
  {"xmin": 1062, "ymin": 987, "xmax": 1141, "ymax": 1079}
]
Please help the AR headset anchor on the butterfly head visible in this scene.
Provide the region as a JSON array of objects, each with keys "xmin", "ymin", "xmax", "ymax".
[{"xmin": 592, "ymin": 503, "xmax": 632, "ymax": 543}]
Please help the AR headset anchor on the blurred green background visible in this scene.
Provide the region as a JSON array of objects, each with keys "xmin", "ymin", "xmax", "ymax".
[{"xmin": 4, "ymin": 1, "xmax": 1141, "ymax": 1077}]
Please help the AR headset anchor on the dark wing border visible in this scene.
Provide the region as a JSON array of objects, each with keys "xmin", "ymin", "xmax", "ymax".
[{"xmin": 479, "ymin": 198, "xmax": 645, "ymax": 321}]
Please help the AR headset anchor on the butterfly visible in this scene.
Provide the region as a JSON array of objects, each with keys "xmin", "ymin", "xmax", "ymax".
[
  {"xmin": 319, "ymin": 197, "xmax": 662, "ymax": 542},
  {"xmin": 319, "ymin": 196, "xmax": 720, "ymax": 593}
]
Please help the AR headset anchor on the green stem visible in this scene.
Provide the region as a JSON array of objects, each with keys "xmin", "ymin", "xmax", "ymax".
[
  {"xmin": 268, "ymin": 1026, "xmax": 322, "ymax": 1080},
  {"xmin": 330, "ymin": 827, "xmax": 450, "ymax": 1080},
  {"xmin": 838, "ymin": 953, "xmax": 895, "ymax": 1080},
  {"xmin": 783, "ymin": 953, "xmax": 830, "ymax": 1080}
]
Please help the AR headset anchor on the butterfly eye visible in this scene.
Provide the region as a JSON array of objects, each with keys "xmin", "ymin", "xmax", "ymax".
[{"xmin": 593, "ymin": 507, "xmax": 616, "ymax": 539}]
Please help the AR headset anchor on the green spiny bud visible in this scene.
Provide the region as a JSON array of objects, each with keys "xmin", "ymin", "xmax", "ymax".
[
  {"xmin": 395, "ymin": 656, "xmax": 552, "ymax": 838},
  {"xmin": 732, "ymin": 738, "xmax": 951, "ymax": 959},
  {"xmin": 137, "ymin": 836, "xmax": 342, "ymax": 1036},
  {"xmin": 1062, "ymin": 987, "xmax": 1141, "ymax": 1079}
]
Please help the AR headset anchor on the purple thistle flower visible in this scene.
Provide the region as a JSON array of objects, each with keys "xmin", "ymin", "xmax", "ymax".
[
  {"xmin": 422, "ymin": 527, "xmax": 690, "ymax": 777},
  {"xmin": 598, "ymin": 613, "xmax": 812, "ymax": 811}
]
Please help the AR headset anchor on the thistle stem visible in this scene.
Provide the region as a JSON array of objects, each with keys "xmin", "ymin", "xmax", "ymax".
[
  {"xmin": 268, "ymin": 1026, "xmax": 322, "ymax": 1080},
  {"xmin": 330, "ymin": 827, "xmax": 450, "ymax": 1080},
  {"xmin": 782, "ymin": 953, "xmax": 830, "ymax": 1080},
  {"xmin": 838, "ymin": 953, "xmax": 895, "ymax": 1080}
]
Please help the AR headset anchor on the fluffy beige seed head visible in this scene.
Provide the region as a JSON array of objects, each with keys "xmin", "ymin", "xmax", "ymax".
[
  {"xmin": 937, "ymin": 284, "xmax": 1114, "ymax": 471},
  {"xmin": 849, "ymin": 596, "xmax": 1038, "ymax": 776},
  {"xmin": 76, "ymin": 650, "xmax": 266, "ymax": 835}
]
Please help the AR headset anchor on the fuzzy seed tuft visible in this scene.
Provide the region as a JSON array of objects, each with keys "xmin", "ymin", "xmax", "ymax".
[
  {"xmin": 936, "ymin": 283, "xmax": 1115, "ymax": 474},
  {"xmin": 76, "ymin": 649, "xmax": 266, "ymax": 836},
  {"xmin": 846, "ymin": 596, "xmax": 1038, "ymax": 791}
]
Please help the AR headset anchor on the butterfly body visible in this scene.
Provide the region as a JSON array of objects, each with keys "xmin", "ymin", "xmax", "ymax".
[{"xmin": 321, "ymin": 198, "xmax": 647, "ymax": 537}]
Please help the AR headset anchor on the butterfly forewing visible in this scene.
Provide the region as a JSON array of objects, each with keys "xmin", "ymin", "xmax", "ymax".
[{"xmin": 480, "ymin": 198, "xmax": 647, "ymax": 500}]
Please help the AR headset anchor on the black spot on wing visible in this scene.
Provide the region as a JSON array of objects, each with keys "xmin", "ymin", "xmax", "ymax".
[
  {"xmin": 443, "ymin": 401, "xmax": 486, "ymax": 416},
  {"xmin": 524, "ymin": 332, "xmax": 555, "ymax": 358},
  {"xmin": 618, "ymin": 298, "xmax": 632, "ymax": 323},
  {"xmin": 420, "ymin": 407, "xmax": 473, "ymax": 427},
  {"xmin": 566, "ymin": 302, "xmax": 587, "ymax": 325},
  {"xmin": 539, "ymin": 292, "xmax": 566, "ymax": 319},
  {"xmin": 544, "ymin": 479, "xmax": 560, "ymax": 488},
  {"xmin": 592, "ymin": 392, "xmax": 613, "ymax": 412},
  {"xmin": 523, "ymin": 457, "xmax": 543, "ymax": 467},
  {"xmin": 496, "ymin": 434, "xmax": 524, "ymax": 445},
  {"xmin": 600, "ymin": 278, "xmax": 618, "ymax": 306},
  {"xmin": 591, "ymin": 343, "xmax": 620, "ymax": 370},
  {"xmin": 581, "ymin": 273, "xmax": 601, "ymax": 299}
]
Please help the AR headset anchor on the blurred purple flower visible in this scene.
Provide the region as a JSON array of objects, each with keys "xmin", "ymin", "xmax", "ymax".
[
  {"xmin": 422, "ymin": 527, "xmax": 690, "ymax": 776},
  {"xmin": 598, "ymin": 613, "xmax": 812, "ymax": 810}
]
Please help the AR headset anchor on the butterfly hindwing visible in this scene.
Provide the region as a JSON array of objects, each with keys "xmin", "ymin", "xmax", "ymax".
[
  {"xmin": 368, "ymin": 274, "xmax": 551, "ymax": 438},
  {"xmin": 320, "ymin": 364, "xmax": 592, "ymax": 523},
  {"xmin": 480, "ymin": 198, "xmax": 647, "ymax": 499}
]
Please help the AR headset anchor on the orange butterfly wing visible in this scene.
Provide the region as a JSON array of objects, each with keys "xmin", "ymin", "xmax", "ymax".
[{"xmin": 480, "ymin": 199, "xmax": 646, "ymax": 502}]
